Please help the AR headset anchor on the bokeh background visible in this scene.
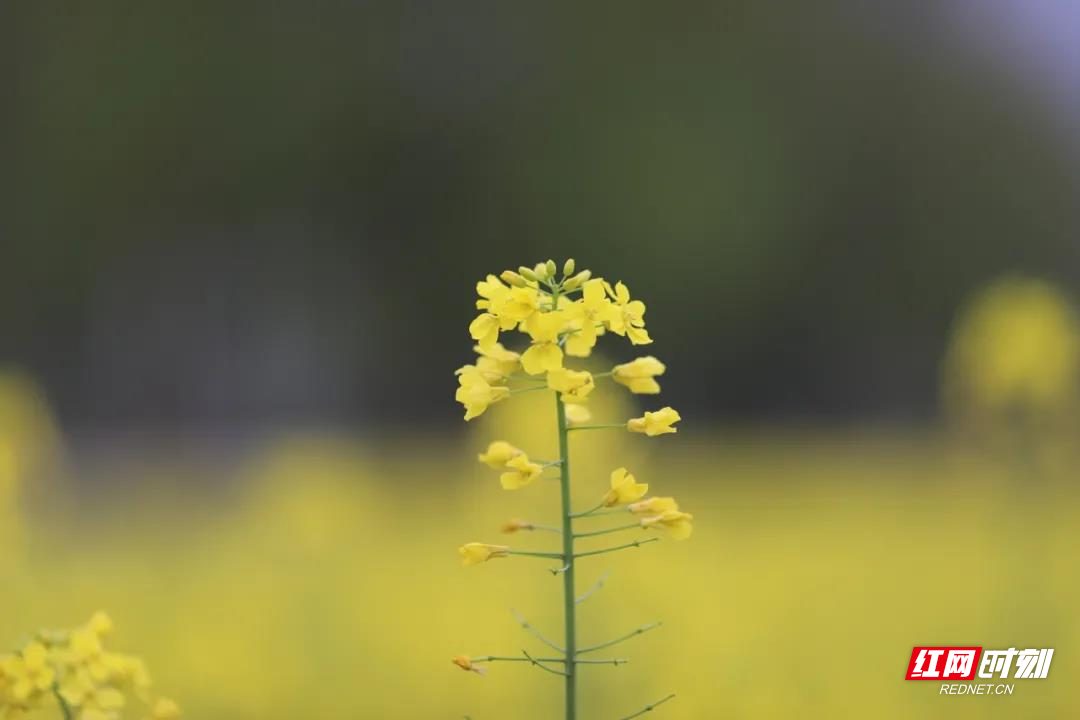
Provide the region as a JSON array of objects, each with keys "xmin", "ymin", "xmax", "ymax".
[{"xmin": 2, "ymin": 2, "xmax": 1079, "ymax": 718}]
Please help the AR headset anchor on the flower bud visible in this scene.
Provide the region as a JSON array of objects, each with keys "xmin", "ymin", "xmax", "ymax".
[
  {"xmin": 533, "ymin": 262, "xmax": 549, "ymax": 280},
  {"xmin": 563, "ymin": 269, "xmax": 592, "ymax": 291},
  {"xmin": 518, "ymin": 266, "xmax": 539, "ymax": 282},
  {"xmin": 545, "ymin": 259, "xmax": 557, "ymax": 277},
  {"xmin": 500, "ymin": 270, "xmax": 527, "ymax": 287},
  {"xmin": 563, "ymin": 258, "xmax": 575, "ymax": 276}
]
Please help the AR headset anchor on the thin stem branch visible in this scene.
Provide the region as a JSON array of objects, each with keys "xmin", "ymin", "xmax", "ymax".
[
  {"xmin": 507, "ymin": 550, "xmax": 565, "ymax": 560},
  {"xmin": 573, "ymin": 522, "xmax": 641, "ymax": 539},
  {"xmin": 569, "ymin": 501, "xmax": 606, "ymax": 519},
  {"xmin": 567, "ymin": 423, "xmax": 626, "ymax": 432},
  {"xmin": 469, "ymin": 655, "xmax": 628, "ymax": 665},
  {"xmin": 510, "ymin": 609, "xmax": 564, "ymax": 653},
  {"xmin": 574, "ymin": 537, "xmax": 658, "ymax": 559},
  {"xmin": 575, "ymin": 570, "xmax": 611, "ymax": 605},
  {"xmin": 578, "ymin": 622, "xmax": 662, "ymax": 654},
  {"xmin": 618, "ymin": 693, "xmax": 676, "ymax": 720},
  {"xmin": 510, "ymin": 385, "xmax": 550, "ymax": 396},
  {"xmin": 575, "ymin": 507, "xmax": 630, "ymax": 519},
  {"xmin": 523, "ymin": 649, "xmax": 569, "ymax": 677}
]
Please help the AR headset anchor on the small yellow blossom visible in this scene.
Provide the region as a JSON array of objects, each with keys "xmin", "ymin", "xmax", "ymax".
[
  {"xmin": 499, "ymin": 454, "xmax": 543, "ymax": 490},
  {"xmin": 604, "ymin": 281, "xmax": 652, "ymax": 345},
  {"xmin": 88, "ymin": 612, "xmax": 114, "ymax": 638},
  {"xmin": 629, "ymin": 496, "xmax": 679, "ymax": 515},
  {"xmin": 146, "ymin": 698, "xmax": 181, "ymax": 719},
  {"xmin": 612, "ymin": 356, "xmax": 666, "ymax": 394},
  {"xmin": 451, "ymin": 655, "xmax": 487, "ymax": 675},
  {"xmin": 468, "ymin": 312, "xmax": 502, "ymax": 351},
  {"xmin": 565, "ymin": 279, "xmax": 612, "ymax": 357},
  {"xmin": 477, "ymin": 441, "xmax": 522, "ymax": 469},
  {"xmin": 521, "ymin": 311, "xmax": 567, "ymax": 375},
  {"xmin": 500, "ymin": 518, "xmax": 534, "ymax": 533},
  {"xmin": 563, "ymin": 403, "xmax": 592, "ymax": 425},
  {"xmin": 603, "ymin": 468, "xmax": 649, "ymax": 507},
  {"xmin": 3, "ymin": 642, "xmax": 54, "ymax": 703},
  {"xmin": 474, "ymin": 342, "xmax": 521, "ymax": 379},
  {"xmin": 546, "ymin": 368, "xmax": 595, "ymax": 404},
  {"xmin": 641, "ymin": 510, "xmax": 694, "ymax": 540},
  {"xmin": 627, "ymin": 407, "xmax": 681, "ymax": 436},
  {"xmin": 458, "ymin": 543, "xmax": 510, "ymax": 566},
  {"xmin": 455, "ymin": 366, "xmax": 511, "ymax": 420}
]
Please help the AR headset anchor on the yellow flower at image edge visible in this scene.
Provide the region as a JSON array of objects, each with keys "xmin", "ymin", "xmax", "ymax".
[
  {"xmin": 603, "ymin": 468, "xmax": 648, "ymax": 507},
  {"xmin": 627, "ymin": 407, "xmax": 681, "ymax": 436},
  {"xmin": 642, "ymin": 510, "xmax": 694, "ymax": 540},
  {"xmin": 500, "ymin": 454, "xmax": 543, "ymax": 490},
  {"xmin": 613, "ymin": 356, "xmax": 666, "ymax": 394},
  {"xmin": 459, "ymin": 543, "xmax": 510, "ymax": 566},
  {"xmin": 2, "ymin": 641, "xmax": 55, "ymax": 702}
]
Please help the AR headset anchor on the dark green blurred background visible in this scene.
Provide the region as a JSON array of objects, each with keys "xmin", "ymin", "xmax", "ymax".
[{"xmin": 2, "ymin": 2, "xmax": 1077, "ymax": 428}]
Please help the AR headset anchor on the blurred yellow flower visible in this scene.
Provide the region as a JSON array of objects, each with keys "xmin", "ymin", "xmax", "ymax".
[
  {"xmin": 499, "ymin": 455, "xmax": 543, "ymax": 490},
  {"xmin": 629, "ymin": 496, "xmax": 679, "ymax": 515},
  {"xmin": 2, "ymin": 642, "xmax": 54, "ymax": 703},
  {"xmin": 944, "ymin": 277, "xmax": 1080, "ymax": 418},
  {"xmin": 627, "ymin": 407, "xmax": 681, "ymax": 436},
  {"xmin": 563, "ymin": 403, "xmax": 592, "ymax": 425},
  {"xmin": 613, "ymin": 356, "xmax": 666, "ymax": 394},
  {"xmin": 146, "ymin": 698, "xmax": 181, "ymax": 719},
  {"xmin": 451, "ymin": 655, "xmax": 486, "ymax": 675},
  {"xmin": 477, "ymin": 441, "xmax": 523, "ymax": 469},
  {"xmin": 475, "ymin": 343, "xmax": 522, "ymax": 379},
  {"xmin": 603, "ymin": 468, "xmax": 648, "ymax": 507},
  {"xmin": 641, "ymin": 510, "xmax": 694, "ymax": 540},
  {"xmin": 458, "ymin": 543, "xmax": 510, "ymax": 566}
]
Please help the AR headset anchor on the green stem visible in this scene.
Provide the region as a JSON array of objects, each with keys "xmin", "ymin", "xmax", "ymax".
[
  {"xmin": 574, "ymin": 522, "xmax": 641, "ymax": 539},
  {"xmin": 52, "ymin": 684, "xmax": 73, "ymax": 720},
  {"xmin": 578, "ymin": 622, "xmax": 662, "ymax": 654},
  {"xmin": 471, "ymin": 655, "xmax": 627, "ymax": 665},
  {"xmin": 574, "ymin": 507, "xmax": 629, "ymax": 519},
  {"xmin": 511, "ymin": 609, "xmax": 565, "ymax": 653},
  {"xmin": 511, "ymin": 385, "xmax": 549, "ymax": 395},
  {"xmin": 574, "ymin": 537, "xmax": 658, "ymax": 559},
  {"xmin": 556, "ymin": 392, "xmax": 577, "ymax": 720},
  {"xmin": 618, "ymin": 693, "xmax": 676, "ymax": 720}
]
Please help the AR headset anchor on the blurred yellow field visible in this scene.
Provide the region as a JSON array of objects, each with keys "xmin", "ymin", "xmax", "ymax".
[{"xmin": 3, "ymin": 406, "xmax": 1077, "ymax": 717}]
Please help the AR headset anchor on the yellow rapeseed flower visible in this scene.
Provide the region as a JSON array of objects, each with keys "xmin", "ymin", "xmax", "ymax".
[
  {"xmin": 612, "ymin": 356, "xmax": 666, "ymax": 394},
  {"xmin": 546, "ymin": 368, "xmax": 595, "ymax": 404},
  {"xmin": 3, "ymin": 642, "xmax": 54, "ymax": 703},
  {"xmin": 604, "ymin": 281, "xmax": 652, "ymax": 345},
  {"xmin": 641, "ymin": 510, "xmax": 694, "ymax": 540},
  {"xmin": 474, "ymin": 342, "xmax": 521, "ymax": 379},
  {"xmin": 521, "ymin": 311, "xmax": 567, "ymax": 375},
  {"xmin": 455, "ymin": 366, "xmax": 511, "ymax": 420},
  {"xmin": 603, "ymin": 468, "xmax": 648, "ymax": 507},
  {"xmin": 627, "ymin": 407, "xmax": 681, "ymax": 436},
  {"xmin": 564, "ymin": 279, "xmax": 612, "ymax": 358},
  {"xmin": 629, "ymin": 496, "xmax": 679, "ymax": 515},
  {"xmin": 477, "ymin": 441, "xmax": 522, "ymax": 469},
  {"xmin": 499, "ymin": 454, "xmax": 543, "ymax": 490},
  {"xmin": 451, "ymin": 655, "xmax": 486, "ymax": 675},
  {"xmin": 458, "ymin": 543, "xmax": 510, "ymax": 566}
]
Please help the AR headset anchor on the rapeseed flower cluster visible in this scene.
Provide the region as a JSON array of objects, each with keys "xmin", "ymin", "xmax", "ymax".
[
  {"xmin": 452, "ymin": 260, "xmax": 692, "ymax": 720},
  {"xmin": 0, "ymin": 613, "xmax": 179, "ymax": 720}
]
